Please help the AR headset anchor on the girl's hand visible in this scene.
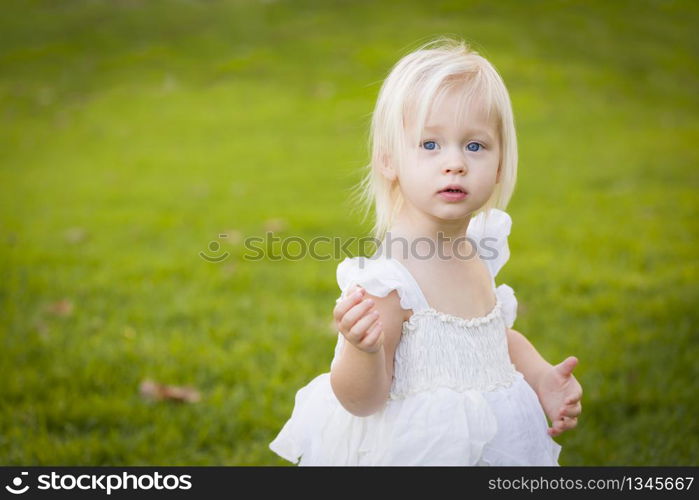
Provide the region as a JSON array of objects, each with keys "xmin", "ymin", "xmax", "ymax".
[
  {"xmin": 536, "ymin": 356, "xmax": 583, "ymax": 437},
  {"xmin": 333, "ymin": 285, "xmax": 384, "ymax": 353}
]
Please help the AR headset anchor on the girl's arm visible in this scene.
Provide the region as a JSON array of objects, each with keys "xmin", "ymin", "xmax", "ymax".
[
  {"xmin": 506, "ymin": 328, "xmax": 583, "ymax": 436},
  {"xmin": 330, "ymin": 288, "xmax": 405, "ymax": 417},
  {"xmin": 505, "ymin": 328, "xmax": 551, "ymax": 393}
]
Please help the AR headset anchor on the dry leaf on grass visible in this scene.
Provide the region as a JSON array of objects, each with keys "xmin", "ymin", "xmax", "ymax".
[
  {"xmin": 219, "ymin": 229, "xmax": 243, "ymax": 245},
  {"xmin": 122, "ymin": 326, "xmax": 136, "ymax": 339},
  {"xmin": 139, "ymin": 379, "xmax": 201, "ymax": 404},
  {"xmin": 263, "ymin": 218, "xmax": 287, "ymax": 233},
  {"xmin": 45, "ymin": 299, "xmax": 73, "ymax": 317},
  {"xmin": 33, "ymin": 318, "xmax": 49, "ymax": 337},
  {"xmin": 312, "ymin": 81, "xmax": 336, "ymax": 100},
  {"xmin": 64, "ymin": 227, "xmax": 88, "ymax": 244},
  {"xmin": 221, "ymin": 263, "xmax": 236, "ymax": 277}
]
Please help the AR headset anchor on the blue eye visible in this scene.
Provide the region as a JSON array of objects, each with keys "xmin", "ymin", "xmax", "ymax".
[{"xmin": 421, "ymin": 140, "xmax": 484, "ymax": 152}]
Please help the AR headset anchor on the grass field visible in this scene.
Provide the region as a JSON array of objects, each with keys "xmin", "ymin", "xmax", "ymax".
[{"xmin": 1, "ymin": 0, "xmax": 697, "ymax": 465}]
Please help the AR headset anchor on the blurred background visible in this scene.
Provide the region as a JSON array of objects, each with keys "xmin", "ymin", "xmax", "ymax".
[{"xmin": 1, "ymin": 0, "xmax": 697, "ymax": 465}]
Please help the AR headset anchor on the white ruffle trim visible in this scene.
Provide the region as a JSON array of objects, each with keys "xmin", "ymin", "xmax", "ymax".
[
  {"xmin": 468, "ymin": 208, "xmax": 512, "ymax": 279},
  {"xmin": 269, "ymin": 371, "xmax": 561, "ymax": 466},
  {"xmin": 495, "ymin": 283, "xmax": 517, "ymax": 328}
]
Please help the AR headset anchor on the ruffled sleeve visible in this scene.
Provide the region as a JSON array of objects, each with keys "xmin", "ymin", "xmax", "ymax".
[
  {"xmin": 468, "ymin": 209, "xmax": 518, "ymax": 329},
  {"xmin": 468, "ymin": 208, "xmax": 512, "ymax": 279},
  {"xmin": 331, "ymin": 255, "xmax": 424, "ymax": 369},
  {"xmin": 336, "ymin": 256, "xmax": 425, "ymax": 312}
]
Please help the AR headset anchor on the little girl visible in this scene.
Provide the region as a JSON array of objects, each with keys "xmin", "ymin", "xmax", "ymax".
[{"xmin": 269, "ymin": 37, "xmax": 582, "ymax": 466}]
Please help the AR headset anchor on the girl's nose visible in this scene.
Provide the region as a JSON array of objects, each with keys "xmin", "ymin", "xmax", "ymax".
[
  {"xmin": 442, "ymin": 152, "xmax": 467, "ymax": 175},
  {"xmin": 444, "ymin": 164, "xmax": 466, "ymax": 174}
]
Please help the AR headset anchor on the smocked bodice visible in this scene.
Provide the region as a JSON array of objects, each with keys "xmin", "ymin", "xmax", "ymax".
[{"xmin": 389, "ymin": 295, "xmax": 518, "ymax": 399}]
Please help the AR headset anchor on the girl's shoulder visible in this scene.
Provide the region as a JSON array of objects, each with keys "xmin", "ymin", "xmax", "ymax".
[{"xmin": 336, "ymin": 254, "xmax": 428, "ymax": 313}]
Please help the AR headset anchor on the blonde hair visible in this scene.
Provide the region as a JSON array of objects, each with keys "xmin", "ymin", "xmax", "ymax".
[{"xmin": 348, "ymin": 36, "xmax": 518, "ymax": 244}]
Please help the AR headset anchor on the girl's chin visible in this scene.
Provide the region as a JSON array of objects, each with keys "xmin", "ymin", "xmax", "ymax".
[
  {"xmin": 433, "ymin": 204, "xmax": 471, "ymax": 214},
  {"xmin": 432, "ymin": 211, "xmax": 472, "ymax": 222}
]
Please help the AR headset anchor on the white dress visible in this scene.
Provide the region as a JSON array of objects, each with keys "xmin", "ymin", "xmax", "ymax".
[{"xmin": 269, "ymin": 208, "xmax": 562, "ymax": 466}]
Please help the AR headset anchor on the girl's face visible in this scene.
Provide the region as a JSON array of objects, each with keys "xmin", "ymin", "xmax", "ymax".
[{"xmin": 387, "ymin": 87, "xmax": 501, "ymax": 223}]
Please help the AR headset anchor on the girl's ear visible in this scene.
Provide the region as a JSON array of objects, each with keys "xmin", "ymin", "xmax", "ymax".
[{"xmin": 379, "ymin": 153, "xmax": 398, "ymax": 181}]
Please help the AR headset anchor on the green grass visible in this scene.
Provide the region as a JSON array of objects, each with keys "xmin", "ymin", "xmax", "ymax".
[{"xmin": 1, "ymin": 0, "xmax": 697, "ymax": 465}]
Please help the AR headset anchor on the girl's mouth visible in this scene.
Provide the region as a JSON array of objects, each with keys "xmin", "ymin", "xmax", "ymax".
[
  {"xmin": 438, "ymin": 191, "xmax": 467, "ymax": 201},
  {"xmin": 437, "ymin": 187, "xmax": 468, "ymax": 202}
]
